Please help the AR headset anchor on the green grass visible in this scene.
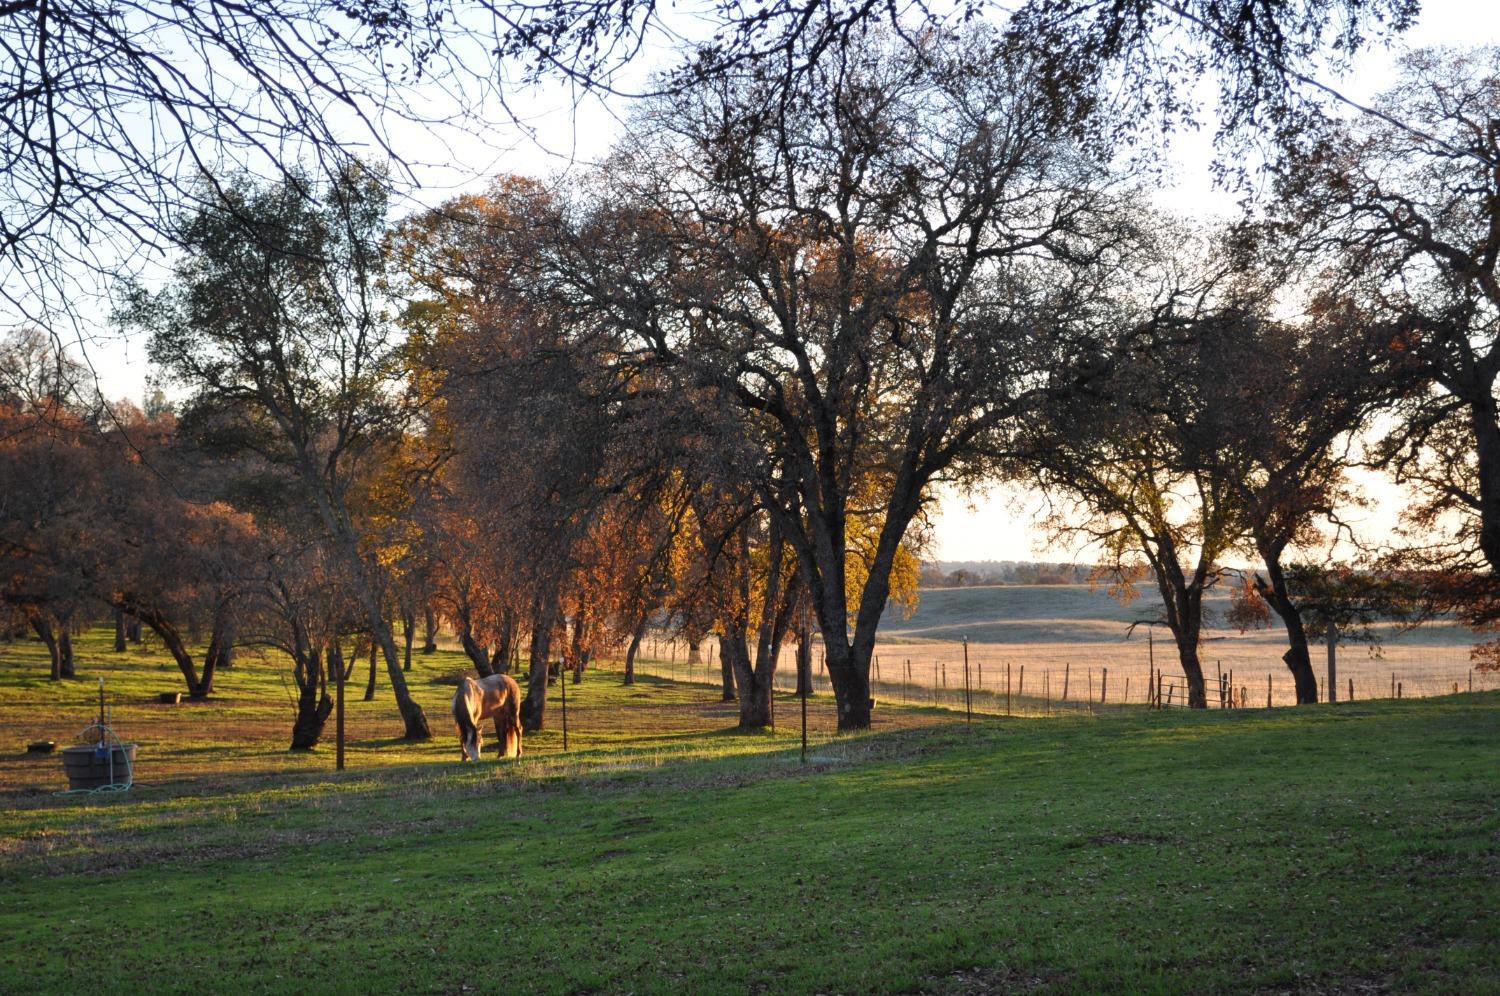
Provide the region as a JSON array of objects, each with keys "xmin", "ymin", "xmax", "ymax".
[{"xmin": 0, "ymin": 629, "xmax": 1497, "ymax": 993}]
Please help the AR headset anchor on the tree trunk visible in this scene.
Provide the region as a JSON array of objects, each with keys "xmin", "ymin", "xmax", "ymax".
[
  {"xmin": 401, "ymin": 610, "xmax": 415, "ymax": 672},
  {"xmin": 1265, "ymin": 596, "xmax": 1317, "ymax": 705},
  {"xmin": 113, "ymin": 608, "xmax": 127, "ymax": 653},
  {"xmin": 422, "ymin": 605, "xmax": 438, "ymax": 653},
  {"xmin": 127, "ymin": 618, "xmax": 142, "ymax": 643},
  {"xmin": 520, "ymin": 587, "xmax": 560, "ymax": 732},
  {"xmin": 290, "ymin": 648, "xmax": 334, "ymax": 750},
  {"xmin": 623, "ymin": 618, "xmax": 646, "ymax": 686},
  {"xmin": 796, "ymin": 627, "xmax": 812, "ymax": 696},
  {"xmin": 1469, "ymin": 395, "xmax": 1500, "ymax": 575},
  {"xmin": 56, "ymin": 614, "xmax": 76, "ymax": 679},
  {"xmin": 722, "ymin": 625, "xmax": 766, "ymax": 728},
  {"xmin": 687, "ymin": 639, "xmax": 702, "ymax": 665},
  {"xmin": 1256, "ymin": 554, "xmax": 1319, "ymax": 705},
  {"xmin": 1174, "ymin": 639, "xmax": 1208, "ymax": 708},
  {"xmin": 126, "ymin": 603, "xmax": 206, "ymax": 697},
  {"xmin": 363, "ymin": 638, "xmax": 378, "ymax": 701},
  {"xmin": 30, "ymin": 612, "xmax": 61, "ymax": 681},
  {"xmin": 492, "ymin": 610, "xmax": 515, "ymax": 675},
  {"xmin": 718, "ymin": 637, "xmax": 736, "ymax": 702},
  {"xmin": 460, "ymin": 627, "xmax": 493, "ymax": 677},
  {"xmin": 824, "ymin": 642, "xmax": 874, "ymax": 728},
  {"xmin": 200, "ymin": 610, "xmax": 235, "ymax": 694},
  {"xmin": 569, "ymin": 591, "xmax": 589, "ymax": 684}
]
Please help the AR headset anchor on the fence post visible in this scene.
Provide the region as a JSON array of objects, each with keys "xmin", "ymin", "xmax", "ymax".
[
  {"xmin": 1469, "ymin": 669, "xmax": 1473, "ymax": 693},
  {"xmin": 336, "ymin": 648, "xmax": 345, "ymax": 772},
  {"xmin": 942, "ymin": 661, "xmax": 947, "ymax": 689},
  {"xmin": 1228, "ymin": 669, "xmax": 1234, "ymax": 708},
  {"xmin": 1005, "ymin": 660, "xmax": 1012, "ymax": 716},
  {"xmin": 1217, "ymin": 661, "xmax": 1224, "ymax": 708},
  {"xmin": 560, "ymin": 656, "xmax": 569, "ymax": 751},
  {"xmin": 1062, "ymin": 662, "xmax": 1070, "ymax": 701},
  {"xmin": 1397, "ymin": 680, "xmax": 1403, "ymax": 699},
  {"xmin": 1266, "ymin": 673, "xmax": 1272, "ymax": 709},
  {"xmin": 1156, "ymin": 670, "xmax": 1163, "ymax": 709},
  {"xmin": 801, "ymin": 674, "xmax": 807, "ymax": 764},
  {"xmin": 875, "ymin": 655, "xmax": 880, "ymax": 683},
  {"xmin": 1018, "ymin": 664, "xmax": 1025, "ymax": 700},
  {"xmin": 1123, "ymin": 675, "xmax": 1129, "ymax": 705},
  {"xmin": 1326, "ymin": 618, "xmax": 1338, "ymax": 703},
  {"xmin": 1101, "ymin": 667, "xmax": 1108, "ymax": 704},
  {"xmin": 1391, "ymin": 672, "xmax": 1396, "ymax": 698},
  {"xmin": 1348, "ymin": 677, "xmax": 1353, "ymax": 702},
  {"xmin": 1087, "ymin": 669, "xmax": 1093, "ymax": 704},
  {"xmin": 1045, "ymin": 672, "xmax": 1051, "ymax": 716},
  {"xmin": 963, "ymin": 637, "xmax": 972, "ymax": 728}
]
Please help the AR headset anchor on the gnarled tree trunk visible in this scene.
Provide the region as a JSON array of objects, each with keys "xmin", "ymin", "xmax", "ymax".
[
  {"xmin": 29, "ymin": 611, "xmax": 61, "ymax": 681},
  {"xmin": 623, "ymin": 618, "xmax": 646, "ymax": 686},
  {"xmin": 290, "ymin": 647, "xmax": 334, "ymax": 750}
]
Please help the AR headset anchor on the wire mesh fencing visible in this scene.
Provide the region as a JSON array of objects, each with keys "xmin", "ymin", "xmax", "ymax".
[{"xmin": 623, "ymin": 632, "xmax": 1500, "ymax": 717}]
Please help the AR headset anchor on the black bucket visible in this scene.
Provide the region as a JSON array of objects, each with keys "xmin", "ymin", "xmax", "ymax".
[{"xmin": 61, "ymin": 744, "xmax": 136, "ymax": 790}]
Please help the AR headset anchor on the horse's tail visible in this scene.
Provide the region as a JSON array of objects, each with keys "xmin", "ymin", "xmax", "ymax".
[
  {"xmin": 501, "ymin": 674, "xmax": 523, "ymax": 758},
  {"xmin": 452, "ymin": 679, "xmax": 477, "ymax": 760}
]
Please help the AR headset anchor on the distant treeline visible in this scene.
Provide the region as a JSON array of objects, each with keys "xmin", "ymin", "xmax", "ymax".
[{"xmin": 921, "ymin": 561, "xmax": 1101, "ymax": 587}]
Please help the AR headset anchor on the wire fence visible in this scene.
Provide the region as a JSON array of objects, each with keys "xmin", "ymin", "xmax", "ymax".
[{"xmin": 625, "ymin": 632, "xmax": 1500, "ymax": 716}]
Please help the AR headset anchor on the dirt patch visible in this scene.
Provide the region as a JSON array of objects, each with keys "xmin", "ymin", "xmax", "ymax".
[
  {"xmin": 1086, "ymin": 832, "xmax": 1173, "ymax": 846},
  {"xmin": 926, "ymin": 963, "xmax": 1067, "ymax": 994}
]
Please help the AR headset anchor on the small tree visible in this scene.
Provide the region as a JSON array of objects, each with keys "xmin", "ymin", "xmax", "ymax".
[{"xmin": 121, "ymin": 166, "xmax": 432, "ymax": 738}]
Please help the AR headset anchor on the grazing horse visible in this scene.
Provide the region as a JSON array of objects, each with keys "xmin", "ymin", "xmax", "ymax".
[{"xmin": 452, "ymin": 672, "xmax": 523, "ymax": 761}]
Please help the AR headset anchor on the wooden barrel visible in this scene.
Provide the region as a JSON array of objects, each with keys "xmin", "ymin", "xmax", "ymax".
[{"xmin": 61, "ymin": 744, "xmax": 136, "ymax": 790}]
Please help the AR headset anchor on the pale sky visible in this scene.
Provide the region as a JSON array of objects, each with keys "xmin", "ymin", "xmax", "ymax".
[{"xmin": 41, "ymin": 0, "xmax": 1500, "ymax": 564}]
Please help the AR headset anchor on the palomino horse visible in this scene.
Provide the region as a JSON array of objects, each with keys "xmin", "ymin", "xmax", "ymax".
[{"xmin": 452, "ymin": 672, "xmax": 523, "ymax": 761}]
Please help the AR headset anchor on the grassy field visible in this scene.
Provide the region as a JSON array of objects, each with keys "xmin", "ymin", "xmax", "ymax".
[
  {"xmin": 1, "ymin": 628, "xmax": 1497, "ymax": 993},
  {"xmin": 856, "ymin": 585, "xmax": 1499, "ymax": 708}
]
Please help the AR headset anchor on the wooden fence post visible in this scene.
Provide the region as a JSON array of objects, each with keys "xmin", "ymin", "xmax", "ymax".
[
  {"xmin": 1348, "ymin": 677, "xmax": 1353, "ymax": 702},
  {"xmin": 1101, "ymin": 667, "xmax": 1108, "ymax": 703},
  {"xmin": 1062, "ymin": 662, "xmax": 1070, "ymax": 701},
  {"xmin": 1266, "ymin": 673, "xmax": 1272, "ymax": 709},
  {"xmin": 1006, "ymin": 660, "xmax": 1012, "ymax": 716},
  {"xmin": 1018, "ymin": 664, "xmax": 1025, "ymax": 699}
]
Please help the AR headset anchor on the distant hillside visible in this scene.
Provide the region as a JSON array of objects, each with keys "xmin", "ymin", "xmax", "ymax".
[{"xmin": 921, "ymin": 560, "xmax": 1096, "ymax": 587}]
